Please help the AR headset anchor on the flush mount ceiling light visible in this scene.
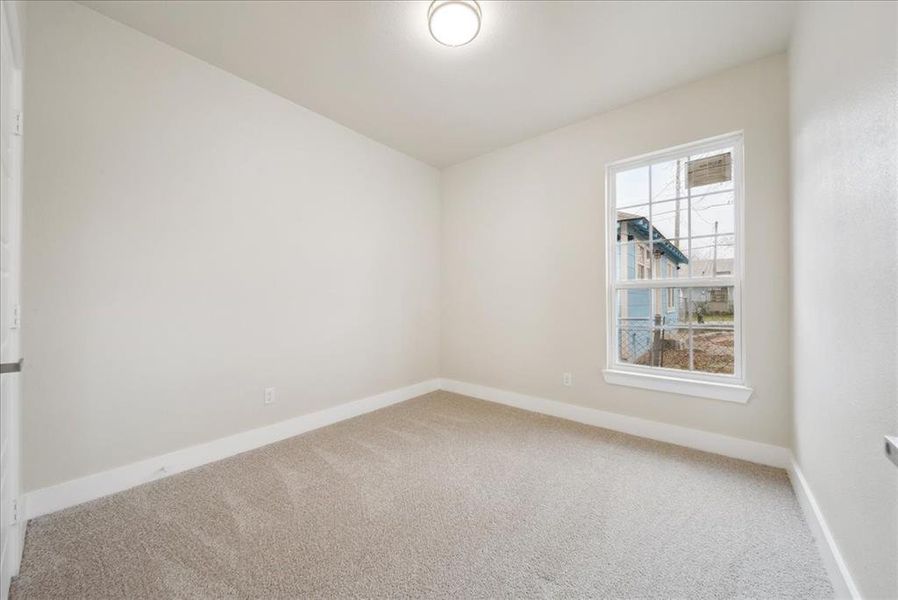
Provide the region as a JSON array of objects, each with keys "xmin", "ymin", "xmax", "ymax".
[{"xmin": 428, "ymin": 0, "xmax": 482, "ymax": 47}]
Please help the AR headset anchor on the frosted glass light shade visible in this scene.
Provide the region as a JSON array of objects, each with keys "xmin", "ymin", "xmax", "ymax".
[{"xmin": 428, "ymin": 1, "xmax": 481, "ymax": 47}]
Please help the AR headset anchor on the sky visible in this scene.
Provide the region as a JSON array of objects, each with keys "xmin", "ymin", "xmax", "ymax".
[{"xmin": 616, "ymin": 150, "xmax": 735, "ymax": 235}]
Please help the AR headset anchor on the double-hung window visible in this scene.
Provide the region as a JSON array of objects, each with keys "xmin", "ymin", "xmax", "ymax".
[{"xmin": 603, "ymin": 133, "xmax": 751, "ymax": 402}]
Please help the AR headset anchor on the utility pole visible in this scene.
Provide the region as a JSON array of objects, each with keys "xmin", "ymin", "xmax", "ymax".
[
  {"xmin": 675, "ymin": 159, "xmax": 681, "ymax": 241},
  {"xmin": 712, "ymin": 220, "xmax": 719, "ymax": 276}
]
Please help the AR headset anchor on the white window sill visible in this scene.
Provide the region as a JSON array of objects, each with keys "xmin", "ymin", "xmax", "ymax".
[{"xmin": 602, "ymin": 369, "xmax": 753, "ymax": 403}]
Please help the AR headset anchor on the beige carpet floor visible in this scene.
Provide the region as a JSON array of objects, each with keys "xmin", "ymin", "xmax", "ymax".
[{"xmin": 12, "ymin": 391, "xmax": 833, "ymax": 599}]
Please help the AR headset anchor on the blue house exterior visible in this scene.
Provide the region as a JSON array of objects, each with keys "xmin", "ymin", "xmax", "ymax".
[{"xmin": 617, "ymin": 214, "xmax": 689, "ymax": 364}]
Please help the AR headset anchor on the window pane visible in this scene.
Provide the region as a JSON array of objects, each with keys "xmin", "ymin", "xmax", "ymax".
[
  {"xmin": 618, "ymin": 317, "xmax": 653, "ymax": 365},
  {"xmin": 617, "ymin": 288, "xmax": 689, "ymax": 366},
  {"xmin": 689, "ymin": 234, "xmax": 734, "ymax": 278},
  {"xmin": 683, "ymin": 287, "xmax": 733, "ymax": 324},
  {"xmin": 661, "ymin": 286, "xmax": 689, "ymax": 320},
  {"xmin": 649, "ymin": 327, "xmax": 691, "ymax": 371},
  {"xmin": 689, "ymin": 286, "xmax": 734, "ymax": 321},
  {"xmin": 616, "ymin": 288, "xmax": 651, "ymax": 363},
  {"xmin": 615, "ymin": 166, "xmax": 649, "ymax": 208},
  {"xmin": 692, "ymin": 329, "xmax": 735, "ymax": 374},
  {"xmin": 650, "ymin": 159, "xmax": 685, "ymax": 202},
  {"xmin": 651, "ymin": 199, "xmax": 689, "ymax": 241},
  {"xmin": 687, "ymin": 287, "xmax": 735, "ymax": 375},
  {"xmin": 690, "ymin": 191, "xmax": 735, "ymax": 237},
  {"xmin": 616, "ymin": 206, "xmax": 652, "ymax": 281}
]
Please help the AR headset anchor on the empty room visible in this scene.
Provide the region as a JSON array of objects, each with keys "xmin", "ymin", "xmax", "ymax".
[{"xmin": 0, "ymin": 0, "xmax": 895, "ymax": 598}]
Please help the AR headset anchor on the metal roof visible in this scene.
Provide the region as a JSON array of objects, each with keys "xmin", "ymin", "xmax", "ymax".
[{"xmin": 617, "ymin": 214, "xmax": 689, "ymax": 265}]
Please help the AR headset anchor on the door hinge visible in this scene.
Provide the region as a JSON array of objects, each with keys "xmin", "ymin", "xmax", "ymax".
[
  {"xmin": 11, "ymin": 304, "xmax": 20, "ymax": 329},
  {"xmin": 13, "ymin": 111, "xmax": 23, "ymax": 136}
]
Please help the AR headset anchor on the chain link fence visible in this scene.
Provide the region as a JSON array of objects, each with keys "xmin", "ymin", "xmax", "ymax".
[{"xmin": 619, "ymin": 318, "xmax": 734, "ymax": 374}]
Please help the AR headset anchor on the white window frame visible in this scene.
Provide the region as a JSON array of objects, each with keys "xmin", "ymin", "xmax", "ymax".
[{"xmin": 602, "ymin": 132, "xmax": 752, "ymax": 403}]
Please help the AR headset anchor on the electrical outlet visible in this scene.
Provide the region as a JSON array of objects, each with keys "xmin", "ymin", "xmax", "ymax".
[
  {"xmin": 563, "ymin": 372, "xmax": 573, "ymax": 387},
  {"xmin": 264, "ymin": 387, "xmax": 276, "ymax": 405}
]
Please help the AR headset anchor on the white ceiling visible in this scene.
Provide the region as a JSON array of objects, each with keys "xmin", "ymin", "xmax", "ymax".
[{"xmin": 79, "ymin": 1, "xmax": 796, "ymax": 167}]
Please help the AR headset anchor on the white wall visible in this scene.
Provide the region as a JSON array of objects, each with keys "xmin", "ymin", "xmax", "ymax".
[
  {"xmin": 23, "ymin": 14, "xmax": 895, "ymax": 598},
  {"xmin": 22, "ymin": 1, "xmax": 440, "ymax": 491},
  {"xmin": 441, "ymin": 55, "xmax": 791, "ymax": 446},
  {"xmin": 790, "ymin": 2, "xmax": 898, "ymax": 598}
]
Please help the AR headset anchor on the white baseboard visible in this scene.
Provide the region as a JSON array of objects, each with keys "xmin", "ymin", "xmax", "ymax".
[
  {"xmin": 25, "ymin": 379, "xmax": 441, "ymax": 519},
  {"xmin": 23, "ymin": 376, "xmax": 853, "ymax": 598},
  {"xmin": 439, "ymin": 379, "xmax": 791, "ymax": 468},
  {"xmin": 787, "ymin": 458, "xmax": 860, "ymax": 600}
]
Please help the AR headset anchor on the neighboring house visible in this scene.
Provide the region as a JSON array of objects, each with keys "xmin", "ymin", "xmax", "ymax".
[
  {"xmin": 617, "ymin": 213, "xmax": 689, "ymax": 363},
  {"xmin": 694, "ymin": 282, "xmax": 733, "ymax": 315},
  {"xmin": 691, "ymin": 257, "xmax": 733, "ymax": 278}
]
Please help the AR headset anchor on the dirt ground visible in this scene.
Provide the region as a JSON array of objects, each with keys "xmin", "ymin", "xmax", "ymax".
[{"xmin": 634, "ymin": 329, "xmax": 734, "ymax": 374}]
